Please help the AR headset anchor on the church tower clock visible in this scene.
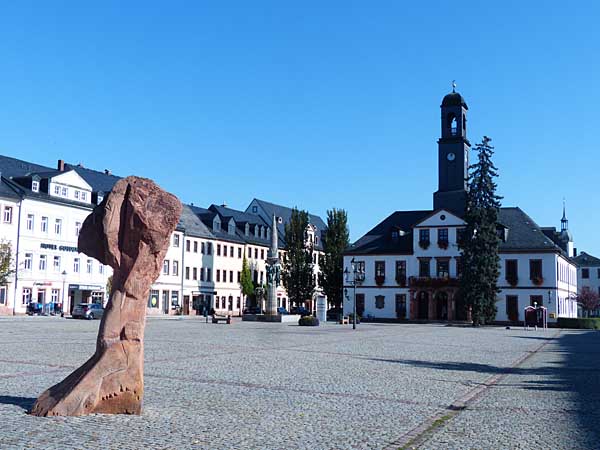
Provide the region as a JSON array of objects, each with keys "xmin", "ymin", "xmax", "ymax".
[{"xmin": 433, "ymin": 85, "xmax": 470, "ymax": 215}]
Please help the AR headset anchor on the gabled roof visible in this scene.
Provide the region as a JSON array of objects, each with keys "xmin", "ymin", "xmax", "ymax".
[
  {"xmin": 177, "ymin": 205, "xmax": 214, "ymax": 239},
  {"xmin": 64, "ymin": 163, "xmax": 121, "ymax": 193},
  {"xmin": 347, "ymin": 210, "xmax": 432, "ymax": 255},
  {"xmin": 573, "ymin": 252, "xmax": 600, "ymax": 268},
  {"xmin": 0, "ymin": 176, "xmax": 24, "ymax": 200},
  {"xmin": 249, "ymin": 198, "xmax": 326, "ymax": 250},
  {"xmin": 0, "ymin": 154, "xmax": 54, "ymax": 178},
  {"xmin": 497, "ymin": 207, "xmax": 565, "ymax": 253}
]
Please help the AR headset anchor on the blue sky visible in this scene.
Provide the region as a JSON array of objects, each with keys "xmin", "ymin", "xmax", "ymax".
[{"xmin": 0, "ymin": 2, "xmax": 598, "ymax": 253}]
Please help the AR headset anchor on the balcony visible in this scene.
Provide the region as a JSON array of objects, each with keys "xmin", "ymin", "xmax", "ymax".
[{"xmin": 409, "ymin": 276, "xmax": 459, "ymax": 289}]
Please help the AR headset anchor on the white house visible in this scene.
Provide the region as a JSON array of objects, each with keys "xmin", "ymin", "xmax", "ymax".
[
  {"xmin": 343, "ymin": 90, "xmax": 578, "ymax": 324},
  {"xmin": 573, "ymin": 251, "xmax": 600, "ymax": 316}
]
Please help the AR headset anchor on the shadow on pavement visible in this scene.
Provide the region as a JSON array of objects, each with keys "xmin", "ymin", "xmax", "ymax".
[{"xmin": 0, "ymin": 395, "xmax": 36, "ymax": 411}]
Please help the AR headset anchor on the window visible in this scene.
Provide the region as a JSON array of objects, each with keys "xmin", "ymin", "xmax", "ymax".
[
  {"xmin": 216, "ymin": 270, "xmax": 221, "ymax": 282},
  {"xmin": 238, "ymin": 247, "xmax": 242, "ymax": 258},
  {"xmin": 254, "ymin": 248, "xmax": 258, "ymax": 259},
  {"xmin": 230, "ymin": 246, "xmax": 234, "ymax": 257},
  {"xmin": 252, "ymin": 205, "xmax": 258, "ymax": 213},
  {"xmin": 438, "ymin": 228, "xmax": 449, "ymax": 245},
  {"xmin": 217, "ymin": 244, "xmax": 221, "ymax": 256},
  {"xmin": 193, "ymin": 267, "xmax": 197, "ymax": 280},
  {"xmin": 99, "ymin": 264, "xmax": 104, "ymax": 274},
  {"xmin": 201, "ymin": 242, "xmax": 205, "ymax": 254},
  {"xmin": 200, "ymin": 268, "xmax": 205, "ymax": 281},
  {"xmin": 436, "ymin": 259, "xmax": 450, "ymax": 278},
  {"xmin": 419, "ymin": 259, "xmax": 430, "ymax": 277},
  {"xmin": 419, "ymin": 229, "xmax": 430, "ymax": 243},
  {"xmin": 260, "ymin": 271, "xmax": 264, "ymax": 284},
  {"xmin": 260, "ymin": 249, "xmax": 265, "ymax": 259},
  {"xmin": 186, "ymin": 240, "xmax": 191, "ymax": 252},
  {"xmin": 171, "ymin": 291, "xmax": 179, "ymax": 307},
  {"xmin": 375, "ymin": 261, "xmax": 385, "ymax": 280},
  {"xmin": 582, "ymin": 268, "xmax": 590, "ymax": 279},
  {"xmin": 51, "ymin": 289, "xmax": 60, "ymax": 304},
  {"xmin": 26, "ymin": 214, "xmax": 34, "ymax": 231},
  {"xmin": 86, "ymin": 259, "xmax": 92, "ymax": 274},
  {"xmin": 61, "ymin": 187, "xmax": 68, "ymax": 197},
  {"xmin": 3, "ymin": 206, "xmax": 12, "ymax": 223},
  {"xmin": 237, "ymin": 271, "xmax": 241, "ymax": 283},
  {"xmin": 221, "ymin": 296, "xmax": 226, "ymax": 309},
  {"xmin": 24, "ymin": 253, "xmax": 32, "ymax": 270},
  {"xmin": 172, "ymin": 261, "xmax": 179, "ymax": 276},
  {"xmin": 41, "ymin": 216, "xmax": 48, "ymax": 233},
  {"xmin": 506, "ymin": 260, "xmax": 518, "ymax": 284},
  {"xmin": 456, "ymin": 256, "xmax": 463, "ymax": 277},
  {"xmin": 81, "ymin": 192, "xmax": 87, "ymax": 201},
  {"xmin": 73, "ymin": 258, "xmax": 80, "ymax": 273},
  {"xmin": 31, "ymin": 180, "xmax": 39, "ymax": 192},
  {"xmin": 395, "ymin": 294, "xmax": 407, "ymax": 319},
  {"xmin": 194, "ymin": 241, "xmax": 198, "ymax": 253},
  {"xmin": 185, "ymin": 267, "xmax": 190, "ymax": 280},
  {"xmin": 237, "ymin": 297, "xmax": 241, "ymax": 308},
  {"xmin": 173, "ymin": 234, "xmax": 180, "ymax": 247},
  {"xmin": 529, "ymin": 259, "xmax": 543, "ymax": 283},
  {"xmin": 39, "ymin": 255, "xmax": 47, "ymax": 271},
  {"xmin": 395, "ymin": 261, "xmax": 406, "ymax": 284},
  {"xmin": 75, "ymin": 221, "xmax": 82, "ymax": 236},
  {"xmin": 248, "ymin": 247, "xmax": 252, "ymax": 258},
  {"xmin": 207, "ymin": 243, "xmax": 212, "ymax": 255},
  {"xmin": 55, "ymin": 219, "xmax": 62, "ymax": 235},
  {"xmin": 375, "ymin": 295, "xmax": 385, "ymax": 309},
  {"xmin": 530, "ymin": 295, "xmax": 543, "ymax": 307},
  {"xmin": 207, "ymin": 268, "xmax": 211, "ymax": 282},
  {"xmin": 53, "ymin": 256, "xmax": 61, "ymax": 271},
  {"xmin": 22, "ymin": 288, "xmax": 32, "ymax": 304},
  {"xmin": 223, "ymin": 245, "xmax": 227, "ymax": 257},
  {"xmin": 54, "ymin": 185, "xmax": 60, "ymax": 195},
  {"xmin": 506, "ymin": 295, "xmax": 519, "ymax": 322},
  {"xmin": 230, "ymin": 271, "xmax": 233, "ymax": 283},
  {"xmin": 456, "ymin": 228, "xmax": 466, "ymax": 246},
  {"xmin": 75, "ymin": 190, "xmax": 80, "ymax": 200},
  {"xmin": 163, "ymin": 260, "xmax": 170, "ymax": 275},
  {"xmin": 148, "ymin": 289, "xmax": 160, "ymax": 308}
]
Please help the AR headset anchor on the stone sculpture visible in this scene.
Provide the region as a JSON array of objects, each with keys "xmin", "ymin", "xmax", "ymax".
[{"xmin": 30, "ymin": 176, "xmax": 182, "ymax": 416}]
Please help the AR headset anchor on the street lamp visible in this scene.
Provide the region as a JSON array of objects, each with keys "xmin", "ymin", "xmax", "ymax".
[
  {"xmin": 547, "ymin": 289, "xmax": 552, "ymax": 306},
  {"xmin": 344, "ymin": 257, "xmax": 364, "ymax": 330},
  {"xmin": 61, "ymin": 270, "xmax": 67, "ymax": 317}
]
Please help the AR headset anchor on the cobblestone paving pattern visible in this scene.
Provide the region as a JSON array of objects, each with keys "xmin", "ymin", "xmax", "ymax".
[{"xmin": 0, "ymin": 317, "xmax": 595, "ymax": 449}]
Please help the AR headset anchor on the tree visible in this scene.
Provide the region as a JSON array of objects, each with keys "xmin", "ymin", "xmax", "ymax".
[
  {"xmin": 319, "ymin": 208, "xmax": 349, "ymax": 309},
  {"xmin": 459, "ymin": 136, "xmax": 502, "ymax": 325},
  {"xmin": 239, "ymin": 256, "xmax": 254, "ymax": 305},
  {"xmin": 575, "ymin": 287, "xmax": 600, "ymax": 317},
  {"xmin": 282, "ymin": 208, "xmax": 315, "ymax": 307},
  {"xmin": 0, "ymin": 240, "xmax": 14, "ymax": 286}
]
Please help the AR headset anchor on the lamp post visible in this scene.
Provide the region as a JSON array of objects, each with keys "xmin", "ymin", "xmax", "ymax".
[
  {"xmin": 344, "ymin": 257, "xmax": 364, "ymax": 330},
  {"xmin": 61, "ymin": 270, "xmax": 67, "ymax": 317},
  {"xmin": 547, "ymin": 289, "xmax": 551, "ymax": 306}
]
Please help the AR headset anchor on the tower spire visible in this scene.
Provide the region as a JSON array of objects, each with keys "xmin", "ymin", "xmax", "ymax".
[
  {"xmin": 561, "ymin": 199, "xmax": 568, "ymax": 232},
  {"xmin": 269, "ymin": 214, "xmax": 278, "ymax": 257}
]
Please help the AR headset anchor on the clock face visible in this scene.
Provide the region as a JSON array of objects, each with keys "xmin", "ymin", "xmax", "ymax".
[{"xmin": 447, "ymin": 152, "xmax": 456, "ymax": 161}]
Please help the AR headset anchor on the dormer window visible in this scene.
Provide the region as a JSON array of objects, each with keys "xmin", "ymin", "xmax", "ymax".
[
  {"xmin": 54, "ymin": 185, "xmax": 60, "ymax": 195},
  {"xmin": 97, "ymin": 195, "xmax": 104, "ymax": 204},
  {"xmin": 315, "ymin": 236, "xmax": 319, "ymax": 245},
  {"xmin": 75, "ymin": 190, "xmax": 80, "ymax": 200},
  {"xmin": 245, "ymin": 223, "xmax": 250, "ymax": 236},
  {"xmin": 61, "ymin": 187, "xmax": 68, "ymax": 197},
  {"xmin": 213, "ymin": 219, "xmax": 220, "ymax": 232},
  {"xmin": 31, "ymin": 181, "xmax": 39, "ymax": 193},
  {"xmin": 228, "ymin": 222, "xmax": 235, "ymax": 235},
  {"xmin": 81, "ymin": 192, "xmax": 87, "ymax": 201}
]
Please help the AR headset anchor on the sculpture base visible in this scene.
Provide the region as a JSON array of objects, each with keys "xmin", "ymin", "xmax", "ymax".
[{"xmin": 242, "ymin": 314, "xmax": 302, "ymax": 323}]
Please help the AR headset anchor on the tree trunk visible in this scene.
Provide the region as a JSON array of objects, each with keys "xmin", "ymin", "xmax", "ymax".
[{"xmin": 30, "ymin": 177, "xmax": 182, "ymax": 417}]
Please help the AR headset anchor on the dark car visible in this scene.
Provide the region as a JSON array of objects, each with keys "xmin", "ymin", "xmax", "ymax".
[
  {"xmin": 26, "ymin": 302, "xmax": 43, "ymax": 316},
  {"xmin": 277, "ymin": 307, "xmax": 289, "ymax": 315},
  {"xmin": 72, "ymin": 303, "xmax": 104, "ymax": 320},
  {"xmin": 290, "ymin": 306, "xmax": 311, "ymax": 316}
]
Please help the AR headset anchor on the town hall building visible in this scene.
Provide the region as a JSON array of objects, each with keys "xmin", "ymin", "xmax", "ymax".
[{"xmin": 343, "ymin": 90, "xmax": 578, "ymax": 324}]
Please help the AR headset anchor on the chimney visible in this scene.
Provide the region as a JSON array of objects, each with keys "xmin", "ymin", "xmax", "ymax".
[
  {"xmin": 574, "ymin": 248, "xmax": 578, "ymax": 257},
  {"xmin": 104, "ymin": 169, "xmax": 111, "ymax": 175},
  {"xmin": 57, "ymin": 159, "xmax": 65, "ymax": 172}
]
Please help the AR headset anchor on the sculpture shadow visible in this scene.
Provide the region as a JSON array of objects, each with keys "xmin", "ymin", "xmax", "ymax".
[{"xmin": 0, "ymin": 395, "xmax": 37, "ymax": 411}]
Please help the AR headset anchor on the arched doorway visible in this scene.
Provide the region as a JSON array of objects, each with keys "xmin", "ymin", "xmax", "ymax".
[
  {"xmin": 435, "ymin": 292, "xmax": 449, "ymax": 320},
  {"xmin": 417, "ymin": 291, "xmax": 429, "ymax": 319}
]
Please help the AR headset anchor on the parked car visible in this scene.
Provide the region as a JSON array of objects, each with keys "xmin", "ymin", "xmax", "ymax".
[
  {"xmin": 72, "ymin": 303, "xmax": 104, "ymax": 320},
  {"xmin": 26, "ymin": 302, "xmax": 43, "ymax": 316},
  {"xmin": 290, "ymin": 306, "xmax": 311, "ymax": 316},
  {"xmin": 277, "ymin": 307, "xmax": 289, "ymax": 315}
]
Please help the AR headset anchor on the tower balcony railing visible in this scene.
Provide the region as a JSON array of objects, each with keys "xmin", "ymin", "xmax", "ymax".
[{"xmin": 409, "ymin": 276, "xmax": 459, "ymax": 289}]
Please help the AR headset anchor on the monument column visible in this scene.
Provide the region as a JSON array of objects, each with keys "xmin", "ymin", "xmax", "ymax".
[{"xmin": 265, "ymin": 215, "xmax": 281, "ymax": 316}]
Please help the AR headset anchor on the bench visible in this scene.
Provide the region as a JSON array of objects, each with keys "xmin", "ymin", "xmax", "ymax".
[
  {"xmin": 212, "ymin": 314, "xmax": 231, "ymax": 324},
  {"xmin": 340, "ymin": 316, "xmax": 350, "ymax": 325}
]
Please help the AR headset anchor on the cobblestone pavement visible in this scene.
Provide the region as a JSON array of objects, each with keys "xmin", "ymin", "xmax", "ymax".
[{"xmin": 0, "ymin": 317, "xmax": 596, "ymax": 449}]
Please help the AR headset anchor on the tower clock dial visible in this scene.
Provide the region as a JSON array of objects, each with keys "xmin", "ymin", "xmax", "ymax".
[{"xmin": 447, "ymin": 152, "xmax": 456, "ymax": 161}]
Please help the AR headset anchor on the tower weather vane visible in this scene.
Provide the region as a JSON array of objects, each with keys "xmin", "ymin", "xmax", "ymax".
[{"xmin": 452, "ymin": 80, "xmax": 457, "ymax": 92}]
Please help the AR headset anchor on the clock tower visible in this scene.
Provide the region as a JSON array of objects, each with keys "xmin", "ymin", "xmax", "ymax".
[{"xmin": 433, "ymin": 87, "xmax": 470, "ymax": 216}]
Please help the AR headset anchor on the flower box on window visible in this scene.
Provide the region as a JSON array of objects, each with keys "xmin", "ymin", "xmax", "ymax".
[
  {"xmin": 506, "ymin": 276, "xmax": 518, "ymax": 287},
  {"xmin": 375, "ymin": 275, "xmax": 385, "ymax": 286},
  {"xmin": 418, "ymin": 239, "xmax": 430, "ymax": 250},
  {"xmin": 531, "ymin": 276, "xmax": 543, "ymax": 286},
  {"xmin": 437, "ymin": 240, "xmax": 449, "ymax": 250}
]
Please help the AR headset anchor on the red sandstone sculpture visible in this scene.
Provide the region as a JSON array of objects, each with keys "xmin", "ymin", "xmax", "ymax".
[{"xmin": 30, "ymin": 176, "xmax": 182, "ymax": 416}]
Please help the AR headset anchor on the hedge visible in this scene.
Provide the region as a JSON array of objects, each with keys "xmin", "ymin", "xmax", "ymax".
[
  {"xmin": 557, "ymin": 318, "xmax": 600, "ymax": 330},
  {"xmin": 298, "ymin": 316, "xmax": 320, "ymax": 327}
]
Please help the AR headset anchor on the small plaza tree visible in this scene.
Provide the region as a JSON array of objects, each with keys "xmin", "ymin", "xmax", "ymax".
[
  {"xmin": 574, "ymin": 287, "xmax": 600, "ymax": 317},
  {"xmin": 0, "ymin": 240, "xmax": 14, "ymax": 287},
  {"xmin": 459, "ymin": 136, "xmax": 502, "ymax": 325},
  {"xmin": 282, "ymin": 208, "xmax": 315, "ymax": 308},
  {"xmin": 319, "ymin": 208, "xmax": 350, "ymax": 309},
  {"xmin": 239, "ymin": 256, "xmax": 254, "ymax": 307}
]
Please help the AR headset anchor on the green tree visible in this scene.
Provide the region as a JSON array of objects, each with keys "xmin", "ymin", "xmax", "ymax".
[
  {"xmin": 459, "ymin": 136, "xmax": 502, "ymax": 325},
  {"xmin": 239, "ymin": 256, "xmax": 254, "ymax": 302},
  {"xmin": 282, "ymin": 208, "xmax": 315, "ymax": 307},
  {"xmin": 319, "ymin": 208, "xmax": 350, "ymax": 309},
  {"xmin": 0, "ymin": 241, "xmax": 14, "ymax": 286}
]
